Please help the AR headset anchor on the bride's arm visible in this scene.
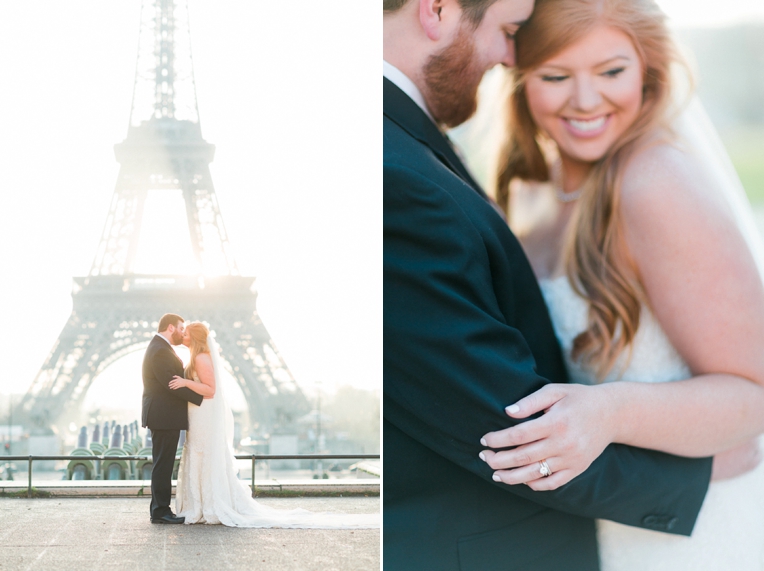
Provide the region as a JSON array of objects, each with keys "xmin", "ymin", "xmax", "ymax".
[
  {"xmin": 168, "ymin": 354, "xmax": 216, "ymax": 398},
  {"xmin": 612, "ymin": 144, "xmax": 764, "ymax": 454},
  {"xmin": 481, "ymin": 144, "xmax": 764, "ymax": 489}
]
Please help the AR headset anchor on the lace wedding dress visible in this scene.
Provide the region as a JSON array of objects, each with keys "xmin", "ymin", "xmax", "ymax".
[
  {"xmin": 540, "ymin": 275, "xmax": 764, "ymax": 570},
  {"xmin": 175, "ymin": 336, "xmax": 379, "ymax": 529}
]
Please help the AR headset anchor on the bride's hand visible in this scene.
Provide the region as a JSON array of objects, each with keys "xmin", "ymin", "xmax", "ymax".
[
  {"xmin": 711, "ymin": 439, "xmax": 762, "ymax": 481},
  {"xmin": 478, "ymin": 383, "xmax": 617, "ymax": 491},
  {"xmin": 168, "ymin": 376, "xmax": 187, "ymax": 390}
]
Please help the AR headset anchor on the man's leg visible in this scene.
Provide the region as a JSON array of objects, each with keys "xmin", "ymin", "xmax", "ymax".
[{"xmin": 150, "ymin": 428, "xmax": 180, "ymax": 519}]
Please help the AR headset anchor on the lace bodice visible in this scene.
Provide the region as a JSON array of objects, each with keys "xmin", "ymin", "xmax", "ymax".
[{"xmin": 539, "ymin": 275, "xmax": 691, "ymax": 385}]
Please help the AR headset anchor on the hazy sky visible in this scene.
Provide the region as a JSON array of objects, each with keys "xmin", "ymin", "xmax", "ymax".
[
  {"xmin": 0, "ymin": 1, "xmax": 379, "ymax": 408},
  {"xmin": 657, "ymin": 0, "xmax": 764, "ymax": 27}
]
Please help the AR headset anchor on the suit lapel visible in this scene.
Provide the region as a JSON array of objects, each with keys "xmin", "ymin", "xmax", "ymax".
[
  {"xmin": 168, "ymin": 347, "xmax": 183, "ymax": 370},
  {"xmin": 383, "ymin": 77, "xmax": 486, "ymax": 197},
  {"xmin": 154, "ymin": 335, "xmax": 183, "ymax": 370}
]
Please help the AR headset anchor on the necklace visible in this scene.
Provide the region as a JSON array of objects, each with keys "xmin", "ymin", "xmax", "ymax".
[
  {"xmin": 550, "ymin": 158, "xmax": 584, "ymax": 203},
  {"xmin": 554, "ymin": 185, "xmax": 583, "ymax": 203}
]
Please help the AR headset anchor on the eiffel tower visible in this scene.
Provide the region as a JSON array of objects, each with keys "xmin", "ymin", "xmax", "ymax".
[{"xmin": 18, "ymin": 0, "xmax": 306, "ymax": 435}]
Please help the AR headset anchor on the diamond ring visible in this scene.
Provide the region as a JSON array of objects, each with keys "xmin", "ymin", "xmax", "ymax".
[{"xmin": 539, "ymin": 460, "xmax": 552, "ymax": 478}]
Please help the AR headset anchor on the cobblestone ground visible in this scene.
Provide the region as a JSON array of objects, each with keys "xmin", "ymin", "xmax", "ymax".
[{"xmin": 0, "ymin": 497, "xmax": 379, "ymax": 571}]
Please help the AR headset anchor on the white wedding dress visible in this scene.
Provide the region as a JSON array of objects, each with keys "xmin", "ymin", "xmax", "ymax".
[
  {"xmin": 539, "ymin": 275, "xmax": 764, "ymax": 570},
  {"xmin": 175, "ymin": 336, "xmax": 379, "ymax": 529}
]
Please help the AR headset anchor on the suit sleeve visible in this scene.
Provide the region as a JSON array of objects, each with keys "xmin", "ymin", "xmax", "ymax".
[
  {"xmin": 383, "ymin": 164, "xmax": 712, "ymax": 536},
  {"xmin": 151, "ymin": 349, "xmax": 204, "ymax": 407}
]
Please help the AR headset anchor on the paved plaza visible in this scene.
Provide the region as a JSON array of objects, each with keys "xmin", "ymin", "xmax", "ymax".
[{"xmin": 0, "ymin": 497, "xmax": 379, "ymax": 571}]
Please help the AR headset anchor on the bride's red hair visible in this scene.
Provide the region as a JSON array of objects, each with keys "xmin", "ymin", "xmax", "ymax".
[{"xmin": 184, "ymin": 322, "xmax": 210, "ymax": 380}]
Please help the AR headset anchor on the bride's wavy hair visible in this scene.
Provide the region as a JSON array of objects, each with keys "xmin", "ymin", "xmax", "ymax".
[
  {"xmin": 184, "ymin": 321, "xmax": 210, "ymax": 380},
  {"xmin": 495, "ymin": 0, "xmax": 691, "ymax": 379}
]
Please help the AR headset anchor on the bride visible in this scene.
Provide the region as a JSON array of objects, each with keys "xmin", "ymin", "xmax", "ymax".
[
  {"xmin": 168, "ymin": 321, "xmax": 378, "ymax": 529},
  {"xmin": 477, "ymin": 0, "xmax": 764, "ymax": 568}
]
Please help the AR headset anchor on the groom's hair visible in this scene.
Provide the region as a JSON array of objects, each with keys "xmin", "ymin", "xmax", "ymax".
[
  {"xmin": 158, "ymin": 313, "xmax": 184, "ymax": 332},
  {"xmin": 383, "ymin": 0, "xmax": 499, "ymax": 25}
]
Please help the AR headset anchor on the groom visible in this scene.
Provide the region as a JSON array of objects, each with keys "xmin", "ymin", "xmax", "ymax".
[
  {"xmin": 141, "ymin": 313, "xmax": 203, "ymax": 524},
  {"xmin": 384, "ymin": 0, "xmax": 713, "ymax": 569}
]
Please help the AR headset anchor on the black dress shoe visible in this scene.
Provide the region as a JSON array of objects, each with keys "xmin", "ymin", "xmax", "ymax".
[{"xmin": 151, "ymin": 514, "xmax": 185, "ymax": 524}]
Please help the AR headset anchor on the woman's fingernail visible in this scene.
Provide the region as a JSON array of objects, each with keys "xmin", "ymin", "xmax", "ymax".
[
  {"xmin": 480, "ymin": 438, "xmax": 487, "ymax": 446},
  {"xmin": 492, "ymin": 473, "xmax": 501, "ymax": 482},
  {"xmin": 506, "ymin": 404, "xmax": 520, "ymax": 414},
  {"xmin": 479, "ymin": 452, "xmax": 486, "ymax": 461}
]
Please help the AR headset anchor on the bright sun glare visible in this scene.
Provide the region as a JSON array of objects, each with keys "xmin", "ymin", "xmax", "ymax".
[{"xmin": 132, "ymin": 190, "xmax": 201, "ymax": 275}]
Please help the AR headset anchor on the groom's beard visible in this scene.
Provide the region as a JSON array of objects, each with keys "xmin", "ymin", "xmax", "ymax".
[
  {"xmin": 422, "ymin": 25, "xmax": 486, "ymax": 129},
  {"xmin": 170, "ymin": 330, "xmax": 183, "ymax": 345}
]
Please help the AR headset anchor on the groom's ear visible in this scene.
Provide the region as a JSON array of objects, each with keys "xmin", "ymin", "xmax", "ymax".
[{"xmin": 419, "ymin": 0, "xmax": 461, "ymax": 42}]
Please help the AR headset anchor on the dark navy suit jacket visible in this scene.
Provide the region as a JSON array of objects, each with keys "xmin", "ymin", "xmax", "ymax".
[
  {"xmin": 141, "ymin": 335, "xmax": 203, "ymax": 430},
  {"xmin": 383, "ymin": 77, "xmax": 712, "ymax": 571}
]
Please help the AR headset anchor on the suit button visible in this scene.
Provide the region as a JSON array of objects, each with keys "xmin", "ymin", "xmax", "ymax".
[
  {"xmin": 642, "ymin": 515, "xmax": 658, "ymax": 526},
  {"xmin": 641, "ymin": 514, "xmax": 678, "ymax": 531}
]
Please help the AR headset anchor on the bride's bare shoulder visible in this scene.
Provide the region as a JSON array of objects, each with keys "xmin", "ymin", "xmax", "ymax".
[
  {"xmin": 622, "ymin": 140, "xmax": 697, "ymax": 201},
  {"xmin": 619, "ymin": 139, "xmax": 726, "ymax": 230},
  {"xmin": 195, "ymin": 352, "xmax": 213, "ymax": 367}
]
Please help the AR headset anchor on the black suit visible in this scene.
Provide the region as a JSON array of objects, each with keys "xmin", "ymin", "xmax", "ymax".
[
  {"xmin": 141, "ymin": 334, "xmax": 203, "ymax": 518},
  {"xmin": 383, "ymin": 77, "xmax": 713, "ymax": 571}
]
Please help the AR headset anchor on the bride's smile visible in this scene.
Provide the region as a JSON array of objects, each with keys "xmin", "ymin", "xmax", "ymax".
[
  {"xmin": 562, "ymin": 114, "xmax": 610, "ymax": 137},
  {"xmin": 523, "ymin": 25, "xmax": 644, "ymax": 168}
]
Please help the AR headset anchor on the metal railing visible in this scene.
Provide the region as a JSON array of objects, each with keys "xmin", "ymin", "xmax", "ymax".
[{"xmin": 1, "ymin": 454, "xmax": 380, "ymax": 498}]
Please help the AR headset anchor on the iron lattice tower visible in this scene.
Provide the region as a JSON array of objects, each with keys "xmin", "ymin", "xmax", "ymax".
[{"xmin": 19, "ymin": 0, "xmax": 306, "ymax": 434}]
